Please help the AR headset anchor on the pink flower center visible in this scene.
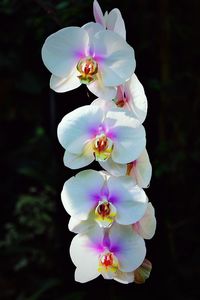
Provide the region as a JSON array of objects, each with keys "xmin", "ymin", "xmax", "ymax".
[
  {"xmin": 114, "ymin": 86, "xmax": 128, "ymax": 107},
  {"xmin": 116, "ymin": 98, "xmax": 127, "ymax": 107}
]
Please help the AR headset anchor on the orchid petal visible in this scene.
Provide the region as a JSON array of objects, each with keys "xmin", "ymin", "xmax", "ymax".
[
  {"xmin": 99, "ymin": 158, "xmax": 127, "ymax": 177},
  {"xmin": 100, "ymin": 149, "xmax": 152, "ymax": 187},
  {"xmin": 133, "ymin": 202, "xmax": 156, "ymax": 239},
  {"xmin": 50, "ymin": 67, "xmax": 81, "ymax": 93},
  {"xmin": 87, "ymin": 79, "xmax": 117, "ymax": 100},
  {"xmin": 93, "ymin": 30, "xmax": 135, "ymax": 86},
  {"xmin": 105, "ymin": 108, "xmax": 141, "ymax": 132},
  {"xmin": 114, "ymin": 271, "xmax": 134, "ymax": 284},
  {"xmin": 112, "ymin": 126, "xmax": 146, "ymax": 163},
  {"xmin": 68, "ymin": 216, "xmax": 95, "ymax": 234},
  {"xmin": 42, "ymin": 27, "xmax": 89, "ymax": 78},
  {"xmin": 63, "ymin": 150, "xmax": 94, "ymax": 169},
  {"xmin": 106, "ymin": 8, "xmax": 126, "ymax": 40},
  {"xmin": 74, "ymin": 266, "xmax": 99, "ymax": 283},
  {"xmin": 104, "ymin": 110, "xmax": 146, "ymax": 163},
  {"xmin": 124, "ymin": 74, "xmax": 148, "ymax": 123},
  {"xmin": 61, "ymin": 170, "xmax": 104, "ymax": 220},
  {"xmin": 93, "ymin": 0, "xmax": 106, "ymax": 27},
  {"xmin": 82, "ymin": 21, "xmax": 104, "ymax": 42},
  {"xmin": 104, "ymin": 11, "xmax": 108, "ymax": 24},
  {"xmin": 57, "ymin": 105, "xmax": 104, "ymax": 152},
  {"xmin": 132, "ymin": 149, "xmax": 152, "ymax": 188},
  {"xmin": 82, "ymin": 22, "xmax": 104, "ymax": 57},
  {"xmin": 101, "ymin": 272, "xmax": 115, "ymax": 280},
  {"xmin": 109, "ymin": 223, "xmax": 146, "ymax": 272},
  {"xmin": 70, "ymin": 226, "xmax": 103, "ymax": 283},
  {"xmin": 91, "ymin": 98, "xmax": 116, "ymax": 111},
  {"xmin": 107, "ymin": 176, "xmax": 148, "ymax": 224}
]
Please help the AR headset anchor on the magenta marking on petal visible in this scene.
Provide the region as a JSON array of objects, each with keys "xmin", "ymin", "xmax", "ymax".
[
  {"xmin": 108, "ymin": 194, "xmax": 119, "ymax": 205},
  {"xmin": 88, "ymin": 47, "xmax": 95, "ymax": 57},
  {"xmin": 87, "ymin": 240, "xmax": 104, "ymax": 253},
  {"xmin": 110, "ymin": 244, "xmax": 121, "ymax": 254},
  {"xmin": 104, "ymin": 124, "xmax": 118, "ymax": 140},
  {"xmin": 88, "ymin": 126, "xmax": 99, "ymax": 137},
  {"xmin": 88, "ymin": 123, "xmax": 106, "ymax": 137},
  {"xmin": 93, "ymin": 54, "xmax": 105, "ymax": 63},
  {"xmin": 93, "ymin": 244, "xmax": 104, "ymax": 253},
  {"xmin": 106, "ymin": 130, "xmax": 118, "ymax": 140},
  {"xmin": 74, "ymin": 50, "xmax": 85, "ymax": 59},
  {"xmin": 89, "ymin": 192, "xmax": 101, "ymax": 205},
  {"xmin": 98, "ymin": 124, "xmax": 106, "ymax": 134},
  {"xmin": 89, "ymin": 185, "xmax": 109, "ymax": 205},
  {"xmin": 103, "ymin": 235, "xmax": 110, "ymax": 249}
]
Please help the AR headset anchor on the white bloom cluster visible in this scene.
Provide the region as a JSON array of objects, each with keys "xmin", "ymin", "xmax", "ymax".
[{"xmin": 41, "ymin": 0, "xmax": 156, "ymax": 284}]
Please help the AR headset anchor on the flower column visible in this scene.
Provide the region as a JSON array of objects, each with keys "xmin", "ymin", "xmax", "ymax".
[{"xmin": 41, "ymin": 0, "xmax": 156, "ymax": 284}]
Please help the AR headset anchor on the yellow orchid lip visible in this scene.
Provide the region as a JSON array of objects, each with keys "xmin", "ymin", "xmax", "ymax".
[
  {"xmin": 95, "ymin": 199, "xmax": 117, "ymax": 228},
  {"xmin": 82, "ymin": 133, "xmax": 114, "ymax": 162},
  {"xmin": 98, "ymin": 251, "xmax": 119, "ymax": 274},
  {"xmin": 93, "ymin": 133, "xmax": 113, "ymax": 161},
  {"xmin": 77, "ymin": 56, "xmax": 98, "ymax": 84}
]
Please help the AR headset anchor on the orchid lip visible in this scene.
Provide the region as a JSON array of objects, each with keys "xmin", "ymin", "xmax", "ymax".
[
  {"xmin": 98, "ymin": 250, "xmax": 119, "ymax": 274},
  {"xmin": 95, "ymin": 198, "xmax": 117, "ymax": 228},
  {"xmin": 93, "ymin": 133, "xmax": 113, "ymax": 161},
  {"xmin": 77, "ymin": 56, "xmax": 98, "ymax": 84}
]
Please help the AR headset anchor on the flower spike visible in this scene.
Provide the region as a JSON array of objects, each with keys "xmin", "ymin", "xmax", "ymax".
[{"xmin": 41, "ymin": 0, "xmax": 156, "ymax": 284}]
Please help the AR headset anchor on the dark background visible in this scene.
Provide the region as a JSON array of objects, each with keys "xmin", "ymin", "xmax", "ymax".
[{"xmin": 0, "ymin": 0, "xmax": 200, "ymax": 299}]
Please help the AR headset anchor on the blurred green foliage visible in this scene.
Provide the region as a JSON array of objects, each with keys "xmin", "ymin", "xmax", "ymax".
[{"xmin": 0, "ymin": 0, "xmax": 200, "ymax": 299}]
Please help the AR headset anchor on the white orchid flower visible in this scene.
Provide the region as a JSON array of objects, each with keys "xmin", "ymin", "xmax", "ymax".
[
  {"xmin": 67, "ymin": 197, "xmax": 156, "ymax": 241},
  {"xmin": 70, "ymin": 223, "xmax": 146, "ymax": 283},
  {"xmin": 57, "ymin": 100, "xmax": 146, "ymax": 169},
  {"xmin": 93, "ymin": 1, "xmax": 148, "ymax": 124},
  {"xmin": 132, "ymin": 202, "xmax": 156, "ymax": 239},
  {"xmin": 93, "ymin": 0, "xmax": 126, "ymax": 39},
  {"xmin": 61, "ymin": 170, "xmax": 148, "ymax": 228},
  {"xmin": 41, "ymin": 22, "xmax": 135, "ymax": 99},
  {"xmin": 113, "ymin": 73, "xmax": 148, "ymax": 123},
  {"xmin": 99, "ymin": 148, "xmax": 152, "ymax": 188}
]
